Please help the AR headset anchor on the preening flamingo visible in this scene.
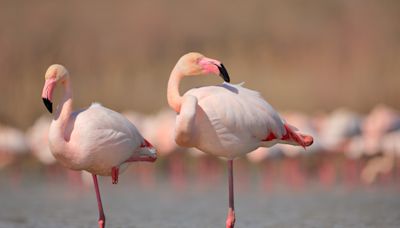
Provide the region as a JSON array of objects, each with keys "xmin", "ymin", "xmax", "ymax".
[
  {"xmin": 167, "ymin": 52, "xmax": 314, "ymax": 228},
  {"xmin": 41, "ymin": 64, "xmax": 157, "ymax": 228}
]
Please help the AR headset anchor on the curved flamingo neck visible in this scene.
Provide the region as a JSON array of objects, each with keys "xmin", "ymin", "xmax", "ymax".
[
  {"xmin": 53, "ymin": 77, "xmax": 73, "ymax": 144},
  {"xmin": 167, "ymin": 65, "xmax": 184, "ymax": 113}
]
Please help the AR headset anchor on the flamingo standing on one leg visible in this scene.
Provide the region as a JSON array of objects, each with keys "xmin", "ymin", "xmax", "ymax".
[
  {"xmin": 41, "ymin": 64, "xmax": 157, "ymax": 228},
  {"xmin": 167, "ymin": 52, "xmax": 313, "ymax": 228}
]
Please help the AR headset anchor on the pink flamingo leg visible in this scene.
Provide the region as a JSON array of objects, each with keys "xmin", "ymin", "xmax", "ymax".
[
  {"xmin": 92, "ymin": 174, "xmax": 106, "ymax": 228},
  {"xmin": 111, "ymin": 167, "xmax": 119, "ymax": 184},
  {"xmin": 226, "ymin": 160, "xmax": 236, "ymax": 228}
]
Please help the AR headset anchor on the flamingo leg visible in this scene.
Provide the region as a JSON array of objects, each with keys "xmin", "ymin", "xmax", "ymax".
[
  {"xmin": 92, "ymin": 174, "xmax": 106, "ymax": 228},
  {"xmin": 111, "ymin": 167, "xmax": 119, "ymax": 184},
  {"xmin": 226, "ymin": 159, "xmax": 236, "ymax": 228}
]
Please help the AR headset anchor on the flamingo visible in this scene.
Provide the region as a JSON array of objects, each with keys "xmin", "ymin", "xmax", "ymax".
[
  {"xmin": 319, "ymin": 108, "xmax": 362, "ymax": 152},
  {"xmin": 167, "ymin": 52, "xmax": 313, "ymax": 228},
  {"xmin": 0, "ymin": 124, "xmax": 29, "ymax": 186},
  {"xmin": 0, "ymin": 124, "xmax": 29, "ymax": 169},
  {"xmin": 41, "ymin": 64, "xmax": 157, "ymax": 228},
  {"xmin": 362, "ymin": 104, "xmax": 400, "ymax": 155},
  {"xmin": 26, "ymin": 115, "xmax": 55, "ymax": 165},
  {"xmin": 344, "ymin": 105, "xmax": 400, "ymax": 185}
]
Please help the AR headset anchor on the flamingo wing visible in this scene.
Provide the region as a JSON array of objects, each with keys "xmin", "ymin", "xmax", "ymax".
[
  {"xmin": 186, "ymin": 83, "xmax": 286, "ymax": 142},
  {"xmin": 68, "ymin": 104, "xmax": 144, "ymax": 167}
]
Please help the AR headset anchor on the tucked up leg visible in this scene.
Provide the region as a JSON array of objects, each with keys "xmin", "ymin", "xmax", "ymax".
[{"xmin": 111, "ymin": 167, "xmax": 119, "ymax": 184}]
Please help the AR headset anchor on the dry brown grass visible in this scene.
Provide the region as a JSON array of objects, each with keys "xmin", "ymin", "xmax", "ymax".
[{"xmin": 1, "ymin": 0, "xmax": 400, "ymax": 129}]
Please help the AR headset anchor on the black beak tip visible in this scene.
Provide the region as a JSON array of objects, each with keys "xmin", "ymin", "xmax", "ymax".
[
  {"xmin": 218, "ymin": 63, "xmax": 230, "ymax": 83},
  {"xmin": 42, "ymin": 98, "xmax": 53, "ymax": 113}
]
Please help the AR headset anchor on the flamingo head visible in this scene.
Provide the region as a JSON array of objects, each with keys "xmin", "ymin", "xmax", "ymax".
[
  {"xmin": 41, "ymin": 64, "xmax": 69, "ymax": 113},
  {"xmin": 177, "ymin": 52, "xmax": 230, "ymax": 82}
]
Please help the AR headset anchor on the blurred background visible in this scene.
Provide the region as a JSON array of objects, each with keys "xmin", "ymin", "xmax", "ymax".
[{"xmin": 1, "ymin": 0, "xmax": 400, "ymax": 227}]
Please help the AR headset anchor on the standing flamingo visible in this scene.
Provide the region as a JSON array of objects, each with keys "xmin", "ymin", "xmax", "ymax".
[
  {"xmin": 41, "ymin": 64, "xmax": 157, "ymax": 228},
  {"xmin": 0, "ymin": 124, "xmax": 29, "ymax": 169},
  {"xmin": 167, "ymin": 52, "xmax": 313, "ymax": 228},
  {"xmin": 0, "ymin": 124, "xmax": 29, "ymax": 186},
  {"xmin": 26, "ymin": 115, "xmax": 55, "ymax": 166}
]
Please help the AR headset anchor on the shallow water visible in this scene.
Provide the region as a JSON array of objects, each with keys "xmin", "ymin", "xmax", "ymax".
[{"xmin": 0, "ymin": 174, "xmax": 399, "ymax": 228}]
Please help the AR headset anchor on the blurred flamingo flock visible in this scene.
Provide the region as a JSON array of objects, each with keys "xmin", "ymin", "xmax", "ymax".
[{"xmin": 1, "ymin": 103, "xmax": 400, "ymax": 190}]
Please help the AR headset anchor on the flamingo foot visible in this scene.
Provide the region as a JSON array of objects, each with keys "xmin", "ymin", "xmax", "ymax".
[
  {"xmin": 98, "ymin": 217, "xmax": 105, "ymax": 228},
  {"xmin": 111, "ymin": 167, "xmax": 119, "ymax": 184},
  {"xmin": 225, "ymin": 208, "xmax": 236, "ymax": 228}
]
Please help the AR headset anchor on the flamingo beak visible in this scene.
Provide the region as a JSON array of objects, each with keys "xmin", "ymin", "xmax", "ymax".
[
  {"xmin": 199, "ymin": 57, "xmax": 230, "ymax": 83},
  {"xmin": 217, "ymin": 63, "xmax": 230, "ymax": 83},
  {"xmin": 41, "ymin": 78, "xmax": 55, "ymax": 113},
  {"xmin": 42, "ymin": 98, "xmax": 52, "ymax": 113}
]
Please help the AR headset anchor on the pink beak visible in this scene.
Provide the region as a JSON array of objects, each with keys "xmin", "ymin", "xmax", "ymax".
[{"xmin": 42, "ymin": 78, "xmax": 56, "ymax": 113}]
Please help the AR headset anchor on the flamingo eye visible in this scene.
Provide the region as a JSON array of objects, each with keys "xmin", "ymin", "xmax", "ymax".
[
  {"xmin": 52, "ymin": 69, "xmax": 58, "ymax": 78},
  {"xmin": 195, "ymin": 58, "xmax": 202, "ymax": 65}
]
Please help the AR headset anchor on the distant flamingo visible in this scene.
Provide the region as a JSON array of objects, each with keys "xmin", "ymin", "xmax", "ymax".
[
  {"xmin": 26, "ymin": 115, "xmax": 55, "ymax": 166},
  {"xmin": 345, "ymin": 105, "xmax": 400, "ymax": 185},
  {"xmin": 0, "ymin": 124, "xmax": 29, "ymax": 186},
  {"xmin": 0, "ymin": 124, "xmax": 29, "ymax": 169},
  {"xmin": 362, "ymin": 104, "xmax": 400, "ymax": 155},
  {"xmin": 319, "ymin": 108, "xmax": 362, "ymax": 152},
  {"xmin": 41, "ymin": 64, "xmax": 157, "ymax": 228},
  {"xmin": 167, "ymin": 52, "xmax": 313, "ymax": 228}
]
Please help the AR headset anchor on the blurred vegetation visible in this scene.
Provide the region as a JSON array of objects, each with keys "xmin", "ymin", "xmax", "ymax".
[{"xmin": 1, "ymin": 0, "xmax": 400, "ymax": 129}]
